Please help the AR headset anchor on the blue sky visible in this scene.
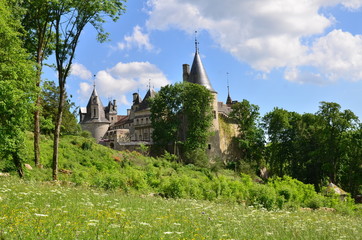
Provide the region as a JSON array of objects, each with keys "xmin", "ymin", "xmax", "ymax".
[{"xmin": 47, "ymin": 0, "xmax": 362, "ymax": 119}]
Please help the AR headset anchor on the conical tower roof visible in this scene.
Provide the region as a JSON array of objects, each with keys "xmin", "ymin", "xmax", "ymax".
[
  {"xmin": 188, "ymin": 50, "xmax": 216, "ymax": 93},
  {"xmin": 83, "ymin": 86, "xmax": 109, "ymax": 123}
]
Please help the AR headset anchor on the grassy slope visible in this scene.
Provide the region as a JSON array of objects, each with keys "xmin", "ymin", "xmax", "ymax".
[{"xmin": 2, "ymin": 133, "xmax": 360, "ymax": 214}]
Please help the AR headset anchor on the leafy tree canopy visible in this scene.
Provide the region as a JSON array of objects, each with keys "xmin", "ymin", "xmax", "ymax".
[{"xmin": 150, "ymin": 82, "xmax": 213, "ymax": 159}]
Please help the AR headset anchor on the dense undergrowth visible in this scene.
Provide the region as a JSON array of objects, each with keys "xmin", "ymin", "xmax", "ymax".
[{"xmin": 1, "ymin": 133, "xmax": 360, "ymax": 214}]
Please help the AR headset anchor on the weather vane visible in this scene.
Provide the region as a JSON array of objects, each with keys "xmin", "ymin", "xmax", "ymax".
[
  {"xmin": 93, "ymin": 74, "xmax": 96, "ymax": 88},
  {"xmin": 195, "ymin": 30, "xmax": 199, "ymax": 53}
]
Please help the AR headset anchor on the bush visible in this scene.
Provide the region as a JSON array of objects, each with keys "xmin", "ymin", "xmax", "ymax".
[
  {"xmin": 161, "ymin": 177, "xmax": 186, "ymax": 198},
  {"xmin": 249, "ymin": 184, "xmax": 277, "ymax": 210},
  {"xmin": 81, "ymin": 141, "xmax": 93, "ymax": 150},
  {"xmin": 306, "ymin": 195, "xmax": 324, "ymax": 209}
]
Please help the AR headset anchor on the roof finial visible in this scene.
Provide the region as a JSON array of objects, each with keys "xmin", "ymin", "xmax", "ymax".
[
  {"xmin": 195, "ymin": 30, "xmax": 199, "ymax": 53},
  {"xmin": 148, "ymin": 79, "xmax": 151, "ymax": 90},
  {"xmin": 93, "ymin": 74, "xmax": 96, "ymax": 88},
  {"xmin": 227, "ymin": 72, "xmax": 230, "ymax": 95}
]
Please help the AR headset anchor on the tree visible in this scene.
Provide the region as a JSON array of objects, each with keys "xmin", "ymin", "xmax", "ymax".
[
  {"xmin": 229, "ymin": 100, "xmax": 264, "ymax": 171},
  {"xmin": 316, "ymin": 102, "xmax": 359, "ymax": 184},
  {"xmin": 150, "ymin": 82, "xmax": 213, "ymax": 161},
  {"xmin": 182, "ymin": 83, "xmax": 213, "ymax": 153},
  {"xmin": 0, "ymin": 0, "xmax": 35, "ymax": 177},
  {"xmin": 41, "ymin": 81, "xmax": 80, "ymax": 135},
  {"xmin": 50, "ymin": 0, "xmax": 126, "ymax": 180},
  {"xmin": 150, "ymin": 83, "xmax": 183, "ymax": 153},
  {"xmin": 21, "ymin": 0, "xmax": 55, "ymax": 167}
]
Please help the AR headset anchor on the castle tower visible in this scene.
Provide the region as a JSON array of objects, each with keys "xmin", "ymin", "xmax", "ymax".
[{"xmin": 79, "ymin": 86, "xmax": 110, "ymax": 142}]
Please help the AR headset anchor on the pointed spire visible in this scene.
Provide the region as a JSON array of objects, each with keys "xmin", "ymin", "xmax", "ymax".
[
  {"xmin": 226, "ymin": 72, "xmax": 232, "ymax": 106},
  {"xmin": 187, "ymin": 34, "xmax": 216, "ymax": 93}
]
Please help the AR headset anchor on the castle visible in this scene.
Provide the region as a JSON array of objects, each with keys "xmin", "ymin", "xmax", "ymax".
[{"xmin": 79, "ymin": 44, "xmax": 237, "ymax": 156}]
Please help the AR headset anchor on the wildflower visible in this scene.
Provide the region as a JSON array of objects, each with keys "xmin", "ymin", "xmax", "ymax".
[
  {"xmin": 34, "ymin": 213, "xmax": 48, "ymax": 217},
  {"xmin": 139, "ymin": 222, "xmax": 151, "ymax": 226},
  {"xmin": 109, "ymin": 224, "xmax": 121, "ymax": 228}
]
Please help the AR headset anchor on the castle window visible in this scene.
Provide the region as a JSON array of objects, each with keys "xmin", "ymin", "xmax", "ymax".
[
  {"xmin": 208, "ymin": 144, "xmax": 211, "ymax": 150},
  {"xmin": 111, "ymin": 117, "xmax": 113, "ymax": 121},
  {"xmin": 93, "ymin": 108, "xmax": 97, "ymax": 118},
  {"xmin": 213, "ymin": 111, "xmax": 216, "ymax": 119}
]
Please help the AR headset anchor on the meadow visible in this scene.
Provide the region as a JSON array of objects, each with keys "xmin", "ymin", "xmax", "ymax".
[{"xmin": 0, "ymin": 176, "xmax": 361, "ymax": 240}]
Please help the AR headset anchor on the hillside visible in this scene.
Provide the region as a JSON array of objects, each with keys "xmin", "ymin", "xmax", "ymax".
[{"xmin": 1, "ymin": 133, "xmax": 359, "ymax": 214}]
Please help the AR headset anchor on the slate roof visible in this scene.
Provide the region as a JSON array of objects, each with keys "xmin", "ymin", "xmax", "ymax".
[
  {"xmin": 82, "ymin": 87, "xmax": 110, "ymax": 123},
  {"xmin": 138, "ymin": 88, "xmax": 156, "ymax": 111},
  {"xmin": 188, "ymin": 50, "xmax": 216, "ymax": 93}
]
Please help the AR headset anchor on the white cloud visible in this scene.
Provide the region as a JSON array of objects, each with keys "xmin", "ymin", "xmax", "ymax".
[
  {"xmin": 118, "ymin": 25, "xmax": 154, "ymax": 51},
  {"xmin": 78, "ymin": 82, "xmax": 93, "ymax": 102},
  {"xmin": 70, "ymin": 63, "xmax": 92, "ymax": 80},
  {"xmin": 79, "ymin": 61, "xmax": 170, "ymax": 108},
  {"xmin": 146, "ymin": 0, "xmax": 362, "ymax": 83}
]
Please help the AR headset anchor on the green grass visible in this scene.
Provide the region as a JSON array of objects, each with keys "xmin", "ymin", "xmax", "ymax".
[
  {"xmin": 1, "ymin": 133, "xmax": 358, "ymax": 214},
  {"xmin": 0, "ymin": 176, "xmax": 361, "ymax": 239}
]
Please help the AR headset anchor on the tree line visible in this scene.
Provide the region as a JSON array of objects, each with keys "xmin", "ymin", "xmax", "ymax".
[
  {"xmin": 0, "ymin": 0, "xmax": 126, "ymax": 179},
  {"xmin": 228, "ymin": 100, "xmax": 362, "ymax": 197}
]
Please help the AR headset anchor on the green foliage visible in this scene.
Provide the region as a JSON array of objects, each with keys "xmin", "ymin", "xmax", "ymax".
[
  {"xmin": 1, "ymin": 133, "xmax": 358, "ymax": 215},
  {"xmin": 41, "ymin": 81, "xmax": 80, "ymax": 135},
  {"xmin": 262, "ymin": 103, "xmax": 361, "ymax": 196},
  {"xmin": 249, "ymin": 184, "xmax": 277, "ymax": 210},
  {"xmin": 229, "ymin": 100, "xmax": 265, "ymax": 172},
  {"xmin": 0, "ymin": 0, "xmax": 36, "ymax": 176},
  {"xmin": 150, "ymin": 82, "xmax": 213, "ymax": 160}
]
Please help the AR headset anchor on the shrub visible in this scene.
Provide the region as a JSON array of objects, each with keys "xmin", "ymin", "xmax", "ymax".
[
  {"xmin": 160, "ymin": 177, "xmax": 186, "ymax": 198},
  {"xmin": 81, "ymin": 141, "xmax": 93, "ymax": 150},
  {"xmin": 249, "ymin": 184, "xmax": 277, "ymax": 210}
]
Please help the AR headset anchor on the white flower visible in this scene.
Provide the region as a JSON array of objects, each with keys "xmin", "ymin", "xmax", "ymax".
[
  {"xmin": 35, "ymin": 213, "xmax": 48, "ymax": 217},
  {"xmin": 109, "ymin": 224, "xmax": 120, "ymax": 228},
  {"xmin": 139, "ymin": 222, "xmax": 151, "ymax": 226}
]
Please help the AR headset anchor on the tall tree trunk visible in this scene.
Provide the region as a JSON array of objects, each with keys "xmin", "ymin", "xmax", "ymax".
[
  {"xmin": 52, "ymin": 85, "xmax": 65, "ymax": 180},
  {"xmin": 13, "ymin": 151, "xmax": 24, "ymax": 178},
  {"xmin": 34, "ymin": 40, "xmax": 44, "ymax": 167},
  {"xmin": 34, "ymin": 92, "xmax": 41, "ymax": 167}
]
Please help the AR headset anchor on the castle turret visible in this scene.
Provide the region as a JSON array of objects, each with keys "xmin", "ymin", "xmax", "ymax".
[
  {"xmin": 105, "ymin": 99, "xmax": 118, "ymax": 124},
  {"xmin": 79, "ymin": 86, "xmax": 110, "ymax": 142}
]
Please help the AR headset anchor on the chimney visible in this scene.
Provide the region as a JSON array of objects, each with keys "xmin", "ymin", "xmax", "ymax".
[
  {"xmin": 133, "ymin": 93, "xmax": 139, "ymax": 103},
  {"xmin": 183, "ymin": 64, "xmax": 190, "ymax": 82}
]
